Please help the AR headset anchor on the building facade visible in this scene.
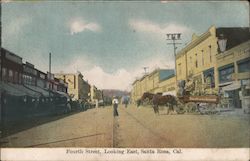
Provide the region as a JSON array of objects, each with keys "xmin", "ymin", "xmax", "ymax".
[
  {"xmin": 176, "ymin": 26, "xmax": 250, "ymax": 95},
  {"xmin": 1, "ymin": 48, "xmax": 23, "ymax": 84},
  {"xmin": 54, "ymin": 72, "xmax": 90, "ymax": 101},
  {"xmin": 1, "ymin": 47, "xmax": 68, "ymax": 98},
  {"xmin": 158, "ymin": 75, "xmax": 176, "ymax": 96},
  {"xmin": 90, "ymin": 85, "xmax": 103, "ymax": 103},
  {"xmin": 131, "ymin": 69, "xmax": 175, "ymax": 103},
  {"xmin": 216, "ymin": 40, "xmax": 250, "ymax": 109}
]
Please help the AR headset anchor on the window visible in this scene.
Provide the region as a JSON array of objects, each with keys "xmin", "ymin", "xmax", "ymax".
[
  {"xmin": 195, "ymin": 54, "xmax": 198, "ymax": 68},
  {"xmin": 218, "ymin": 64, "xmax": 234, "ymax": 83},
  {"xmin": 32, "ymin": 77, "xmax": 36, "ymax": 86},
  {"xmin": 238, "ymin": 59, "xmax": 250, "ymax": 73},
  {"xmin": 178, "ymin": 63, "xmax": 182, "ymax": 75},
  {"xmin": 2, "ymin": 68, "xmax": 7, "ymax": 82},
  {"xmin": 19, "ymin": 73, "xmax": 22, "ymax": 84},
  {"xmin": 209, "ymin": 45, "xmax": 212, "ymax": 63},
  {"xmin": 8, "ymin": 69, "xmax": 14, "ymax": 82},
  {"xmin": 203, "ymin": 68, "xmax": 215, "ymax": 88},
  {"xmin": 201, "ymin": 50, "xmax": 204, "ymax": 66},
  {"xmin": 14, "ymin": 71, "xmax": 18, "ymax": 83},
  {"xmin": 74, "ymin": 75, "xmax": 76, "ymax": 89}
]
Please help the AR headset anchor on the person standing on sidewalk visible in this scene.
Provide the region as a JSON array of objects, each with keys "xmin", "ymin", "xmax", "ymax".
[{"xmin": 112, "ymin": 97, "xmax": 119, "ymax": 117}]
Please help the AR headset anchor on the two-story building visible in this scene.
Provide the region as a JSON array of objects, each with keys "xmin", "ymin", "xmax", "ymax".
[
  {"xmin": 216, "ymin": 39, "xmax": 250, "ymax": 109},
  {"xmin": 1, "ymin": 48, "xmax": 23, "ymax": 84},
  {"xmin": 131, "ymin": 69, "xmax": 175, "ymax": 103},
  {"xmin": 176, "ymin": 26, "xmax": 250, "ymax": 95},
  {"xmin": 54, "ymin": 72, "xmax": 90, "ymax": 101}
]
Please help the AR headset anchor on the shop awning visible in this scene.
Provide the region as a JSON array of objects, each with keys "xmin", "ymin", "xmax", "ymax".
[
  {"xmin": 24, "ymin": 85, "xmax": 50, "ymax": 97},
  {"xmin": 55, "ymin": 91, "xmax": 70, "ymax": 99},
  {"xmin": 8, "ymin": 83, "xmax": 41, "ymax": 97},
  {"xmin": 222, "ymin": 81, "xmax": 241, "ymax": 91},
  {"xmin": 0, "ymin": 82, "xmax": 26, "ymax": 96}
]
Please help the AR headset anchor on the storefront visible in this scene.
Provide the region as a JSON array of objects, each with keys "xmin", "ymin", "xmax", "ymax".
[
  {"xmin": 240, "ymin": 79, "xmax": 250, "ymax": 113},
  {"xmin": 221, "ymin": 81, "xmax": 241, "ymax": 108},
  {"xmin": 203, "ymin": 67, "xmax": 215, "ymax": 88},
  {"xmin": 218, "ymin": 63, "xmax": 234, "ymax": 84}
]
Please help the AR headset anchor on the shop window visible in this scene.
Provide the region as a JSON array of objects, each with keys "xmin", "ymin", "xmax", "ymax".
[
  {"xmin": 238, "ymin": 59, "xmax": 250, "ymax": 73},
  {"xmin": 32, "ymin": 77, "xmax": 36, "ymax": 86},
  {"xmin": 218, "ymin": 64, "xmax": 234, "ymax": 83}
]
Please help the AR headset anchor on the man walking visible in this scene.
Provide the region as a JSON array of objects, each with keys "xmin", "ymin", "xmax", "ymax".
[{"xmin": 112, "ymin": 97, "xmax": 119, "ymax": 117}]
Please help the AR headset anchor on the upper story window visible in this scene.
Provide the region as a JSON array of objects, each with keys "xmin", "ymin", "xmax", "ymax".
[
  {"xmin": 74, "ymin": 75, "xmax": 76, "ymax": 89},
  {"xmin": 209, "ymin": 45, "xmax": 212, "ymax": 63},
  {"xmin": 238, "ymin": 59, "xmax": 250, "ymax": 73},
  {"xmin": 8, "ymin": 69, "xmax": 14, "ymax": 83},
  {"xmin": 195, "ymin": 53, "xmax": 198, "ymax": 68},
  {"xmin": 178, "ymin": 63, "xmax": 182, "ymax": 75},
  {"xmin": 201, "ymin": 50, "xmax": 204, "ymax": 66},
  {"xmin": 2, "ymin": 68, "xmax": 7, "ymax": 82}
]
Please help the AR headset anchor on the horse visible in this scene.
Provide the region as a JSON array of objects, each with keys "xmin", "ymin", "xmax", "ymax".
[
  {"xmin": 152, "ymin": 93, "xmax": 178, "ymax": 115},
  {"xmin": 138, "ymin": 92, "xmax": 154, "ymax": 107}
]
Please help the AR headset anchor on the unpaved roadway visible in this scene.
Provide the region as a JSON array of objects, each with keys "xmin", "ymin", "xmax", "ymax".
[{"xmin": 0, "ymin": 104, "xmax": 249, "ymax": 148}]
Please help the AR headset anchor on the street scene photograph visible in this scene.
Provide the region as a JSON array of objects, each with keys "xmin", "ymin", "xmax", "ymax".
[{"xmin": 0, "ymin": 0, "xmax": 249, "ymax": 150}]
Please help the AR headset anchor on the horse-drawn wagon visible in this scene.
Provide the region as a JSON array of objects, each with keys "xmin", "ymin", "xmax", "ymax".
[
  {"xmin": 177, "ymin": 95, "xmax": 220, "ymax": 114},
  {"xmin": 138, "ymin": 92, "xmax": 220, "ymax": 115}
]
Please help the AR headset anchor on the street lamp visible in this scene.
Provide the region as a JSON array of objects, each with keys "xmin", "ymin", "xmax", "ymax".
[{"xmin": 217, "ymin": 34, "xmax": 227, "ymax": 53}]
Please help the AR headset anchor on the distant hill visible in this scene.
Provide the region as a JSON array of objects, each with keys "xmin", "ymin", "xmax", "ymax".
[{"xmin": 102, "ymin": 89, "xmax": 130, "ymax": 98}]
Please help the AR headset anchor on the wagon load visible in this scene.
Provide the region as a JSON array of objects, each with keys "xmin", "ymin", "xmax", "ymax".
[{"xmin": 176, "ymin": 80, "xmax": 220, "ymax": 115}]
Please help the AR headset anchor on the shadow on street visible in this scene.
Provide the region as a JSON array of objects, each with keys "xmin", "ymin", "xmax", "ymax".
[{"xmin": 1, "ymin": 110, "xmax": 83, "ymax": 138}]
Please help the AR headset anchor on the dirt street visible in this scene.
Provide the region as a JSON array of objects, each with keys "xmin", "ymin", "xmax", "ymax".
[{"xmin": 0, "ymin": 104, "xmax": 249, "ymax": 148}]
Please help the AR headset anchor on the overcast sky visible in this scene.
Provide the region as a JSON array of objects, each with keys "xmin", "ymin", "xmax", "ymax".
[{"xmin": 2, "ymin": 1, "xmax": 249, "ymax": 90}]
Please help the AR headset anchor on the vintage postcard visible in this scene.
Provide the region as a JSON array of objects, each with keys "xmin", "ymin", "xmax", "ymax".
[{"xmin": 0, "ymin": 0, "xmax": 249, "ymax": 161}]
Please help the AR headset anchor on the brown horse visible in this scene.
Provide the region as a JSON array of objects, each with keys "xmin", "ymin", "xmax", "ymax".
[
  {"xmin": 152, "ymin": 93, "xmax": 178, "ymax": 114},
  {"xmin": 137, "ymin": 92, "xmax": 155, "ymax": 107}
]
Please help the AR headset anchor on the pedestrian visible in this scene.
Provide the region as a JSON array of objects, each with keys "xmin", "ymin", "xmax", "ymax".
[
  {"xmin": 124, "ymin": 99, "xmax": 128, "ymax": 108},
  {"xmin": 112, "ymin": 97, "xmax": 119, "ymax": 117}
]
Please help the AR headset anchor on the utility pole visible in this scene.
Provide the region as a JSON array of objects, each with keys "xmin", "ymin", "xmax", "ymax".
[
  {"xmin": 49, "ymin": 52, "xmax": 51, "ymax": 96},
  {"xmin": 166, "ymin": 33, "xmax": 182, "ymax": 89},
  {"xmin": 0, "ymin": 0, "xmax": 2, "ymax": 138},
  {"xmin": 0, "ymin": 0, "xmax": 2, "ymax": 82},
  {"xmin": 143, "ymin": 67, "xmax": 148, "ymax": 75}
]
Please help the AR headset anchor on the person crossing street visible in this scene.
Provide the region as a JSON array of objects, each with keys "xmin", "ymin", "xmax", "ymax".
[{"xmin": 112, "ymin": 97, "xmax": 119, "ymax": 117}]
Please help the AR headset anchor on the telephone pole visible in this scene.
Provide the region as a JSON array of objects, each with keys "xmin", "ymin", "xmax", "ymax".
[
  {"xmin": 49, "ymin": 52, "xmax": 51, "ymax": 96},
  {"xmin": 143, "ymin": 67, "xmax": 149, "ymax": 75},
  {"xmin": 166, "ymin": 33, "xmax": 181, "ymax": 79}
]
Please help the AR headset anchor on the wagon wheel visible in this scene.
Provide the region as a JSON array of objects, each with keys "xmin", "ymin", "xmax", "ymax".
[
  {"xmin": 174, "ymin": 101, "xmax": 185, "ymax": 114},
  {"xmin": 185, "ymin": 102, "xmax": 198, "ymax": 113}
]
